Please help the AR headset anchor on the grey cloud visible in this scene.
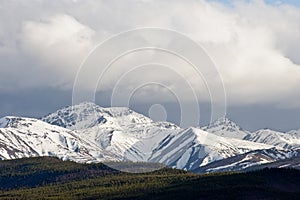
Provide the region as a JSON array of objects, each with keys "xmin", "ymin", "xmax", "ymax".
[{"xmin": 0, "ymin": 0, "xmax": 300, "ymax": 130}]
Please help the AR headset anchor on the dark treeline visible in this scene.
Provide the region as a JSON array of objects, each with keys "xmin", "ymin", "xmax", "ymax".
[{"xmin": 0, "ymin": 157, "xmax": 299, "ymax": 199}]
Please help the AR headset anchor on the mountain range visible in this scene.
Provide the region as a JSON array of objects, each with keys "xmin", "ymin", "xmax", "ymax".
[{"xmin": 0, "ymin": 102, "xmax": 299, "ymax": 173}]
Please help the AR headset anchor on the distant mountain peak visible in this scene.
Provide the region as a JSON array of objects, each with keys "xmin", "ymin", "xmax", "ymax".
[
  {"xmin": 201, "ymin": 117, "xmax": 249, "ymax": 139},
  {"xmin": 42, "ymin": 102, "xmax": 156, "ymax": 130},
  {"xmin": 204, "ymin": 116, "xmax": 242, "ymax": 130},
  {"xmin": 69, "ymin": 102, "xmax": 131, "ymax": 112}
]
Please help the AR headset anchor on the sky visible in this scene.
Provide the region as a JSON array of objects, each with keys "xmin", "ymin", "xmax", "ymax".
[
  {"xmin": 213, "ymin": 0, "xmax": 300, "ymax": 7},
  {"xmin": 0, "ymin": 0, "xmax": 300, "ymax": 131}
]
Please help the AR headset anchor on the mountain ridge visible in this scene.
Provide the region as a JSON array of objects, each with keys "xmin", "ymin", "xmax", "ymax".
[{"xmin": 0, "ymin": 102, "xmax": 299, "ymax": 172}]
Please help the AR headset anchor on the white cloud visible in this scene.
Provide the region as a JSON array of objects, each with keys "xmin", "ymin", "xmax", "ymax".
[
  {"xmin": 0, "ymin": 0, "xmax": 300, "ymax": 108},
  {"xmin": 20, "ymin": 14, "xmax": 95, "ymax": 89}
]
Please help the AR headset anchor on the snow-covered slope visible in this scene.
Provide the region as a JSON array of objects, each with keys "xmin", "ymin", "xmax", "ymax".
[
  {"xmin": 149, "ymin": 127, "xmax": 274, "ymax": 170},
  {"xmin": 78, "ymin": 125, "xmax": 274, "ymax": 170},
  {"xmin": 42, "ymin": 102, "xmax": 182, "ymax": 163},
  {"xmin": 0, "ymin": 102, "xmax": 299, "ymax": 173},
  {"xmin": 78, "ymin": 125, "xmax": 177, "ymax": 162},
  {"xmin": 244, "ymin": 129, "xmax": 300, "ymax": 150},
  {"xmin": 287, "ymin": 129, "xmax": 300, "ymax": 138},
  {"xmin": 202, "ymin": 117, "xmax": 250, "ymax": 139},
  {"xmin": 245, "ymin": 153, "xmax": 300, "ymax": 171},
  {"xmin": 193, "ymin": 148, "xmax": 298, "ymax": 173},
  {"xmin": 42, "ymin": 103, "xmax": 279, "ymax": 171},
  {"xmin": 42, "ymin": 102, "xmax": 178, "ymax": 134},
  {"xmin": 202, "ymin": 118, "xmax": 300, "ymax": 150},
  {"xmin": 0, "ymin": 116, "xmax": 117, "ymax": 162}
]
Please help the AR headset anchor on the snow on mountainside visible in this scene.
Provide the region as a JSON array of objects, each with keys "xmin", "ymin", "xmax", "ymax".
[
  {"xmin": 41, "ymin": 102, "xmax": 279, "ymax": 170},
  {"xmin": 149, "ymin": 127, "xmax": 274, "ymax": 170},
  {"xmin": 43, "ymin": 103, "xmax": 182, "ymax": 162},
  {"xmin": 0, "ymin": 102, "xmax": 299, "ymax": 173},
  {"xmin": 245, "ymin": 153, "xmax": 300, "ymax": 171},
  {"xmin": 287, "ymin": 129, "xmax": 300, "ymax": 137},
  {"xmin": 42, "ymin": 102, "xmax": 178, "ymax": 133},
  {"xmin": 78, "ymin": 124, "xmax": 177, "ymax": 162},
  {"xmin": 202, "ymin": 117, "xmax": 250, "ymax": 139},
  {"xmin": 193, "ymin": 148, "xmax": 299, "ymax": 173},
  {"xmin": 79, "ymin": 125, "xmax": 274, "ymax": 170},
  {"xmin": 244, "ymin": 129, "xmax": 300, "ymax": 150},
  {"xmin": 0, "ymin": 116, "xmax": 118, "ymax": 162},
  {"xmin": 203, "ymin": 117, "xmax": 300, "ymax": 150},
  {"xmin": 0, "ymin": 117, "xmax": 10, "ymax": 128}
]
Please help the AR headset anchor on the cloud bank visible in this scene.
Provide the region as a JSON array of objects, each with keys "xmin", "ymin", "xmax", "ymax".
[{"xmin": 1, "ymin": 0, "xmax": 300, "ymax": 108}]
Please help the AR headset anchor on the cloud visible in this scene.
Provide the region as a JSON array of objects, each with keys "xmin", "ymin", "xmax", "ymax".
[
  {"xmin": 20, "ymin": 14, "xmax": 95, "ymax": 89},
  {"xmin": 0, "ymin": 0, "xmax": 300, "ymax": 108}
]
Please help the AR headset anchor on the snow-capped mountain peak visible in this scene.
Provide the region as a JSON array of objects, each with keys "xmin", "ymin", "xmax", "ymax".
[
  {"xmin": 201, "ymin": 117, "xmax": 249, "ymax": 139},
  {"xmin": 1, "ymin": 102, "xmax": 299, "ymax": 173},
  {"xmin": 206, "ymin": 117, "xmax": 242, "ymax": 130},
  {"xmin": 42, "ymin": 102, "xmax": 156, "ymax": 130}
]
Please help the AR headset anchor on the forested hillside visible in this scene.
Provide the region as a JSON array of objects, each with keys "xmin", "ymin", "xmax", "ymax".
[{"xmin": 0, "ymin": 157, "xmax": 299, "ymax": 199}]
